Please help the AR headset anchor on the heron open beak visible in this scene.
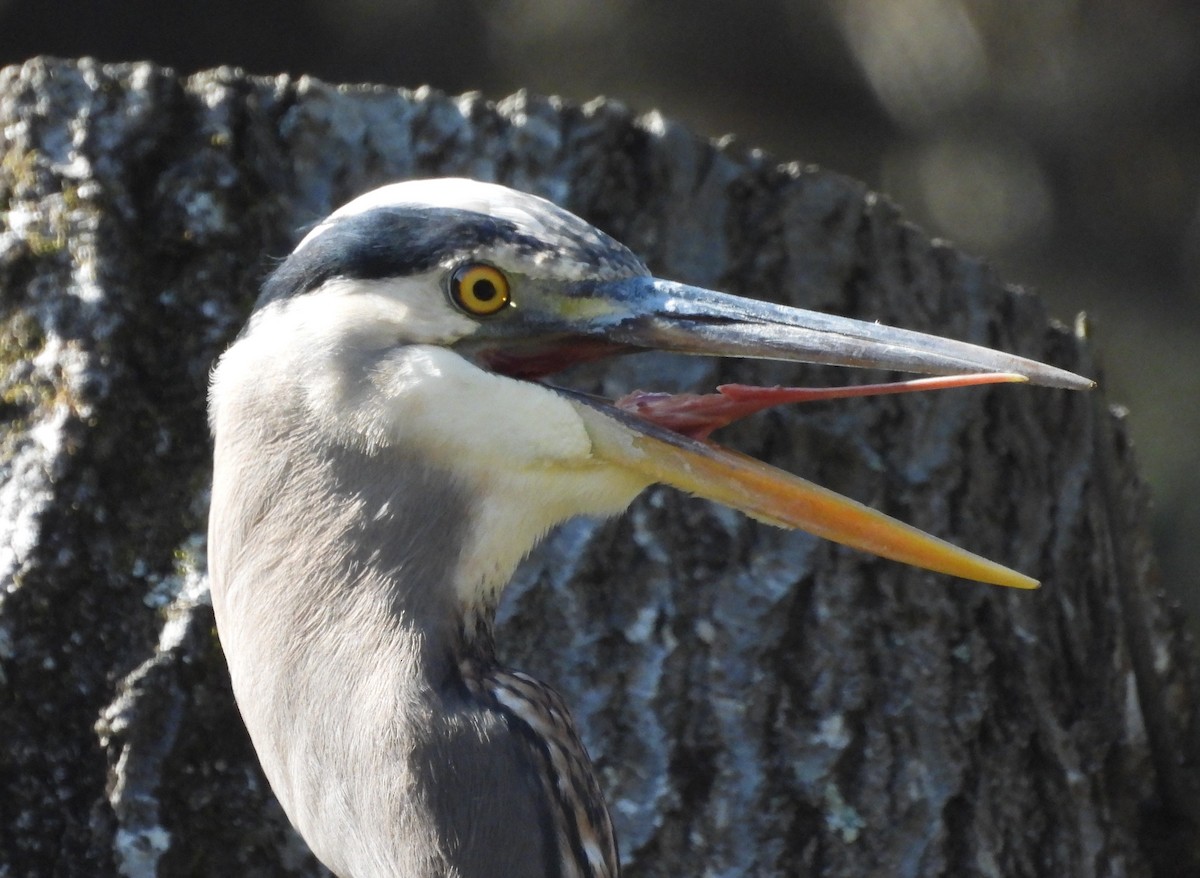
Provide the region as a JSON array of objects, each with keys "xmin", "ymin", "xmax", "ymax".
[{"xmin": 544, "ymin": 277, "xmax": 1093, "ymax": 589}]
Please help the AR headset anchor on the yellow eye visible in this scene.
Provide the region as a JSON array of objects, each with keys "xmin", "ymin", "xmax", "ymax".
[{"xmin": 449, "ymin": 263, "xmax": 511, "ymax": 316}]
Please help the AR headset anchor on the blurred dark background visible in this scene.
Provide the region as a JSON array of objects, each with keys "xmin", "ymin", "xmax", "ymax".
[{"xmin": 3, "ymin": 0, "xmax": 1197, "ymax": 620}]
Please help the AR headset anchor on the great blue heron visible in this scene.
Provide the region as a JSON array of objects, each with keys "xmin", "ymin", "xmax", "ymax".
[{"xmin": 207, "ymin": 178, "xmax": 1091, "ymax": 877}]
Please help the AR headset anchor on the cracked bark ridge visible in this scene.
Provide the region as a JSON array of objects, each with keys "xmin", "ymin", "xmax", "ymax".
[{"xmin": 1, "ymin": 57, "xmax": 1197, "ymax": 877}]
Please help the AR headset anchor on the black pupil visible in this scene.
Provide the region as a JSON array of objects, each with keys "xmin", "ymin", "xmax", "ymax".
[{"xmin": 472, "ymin": 278, "xmax": 497, "ymax": 302}]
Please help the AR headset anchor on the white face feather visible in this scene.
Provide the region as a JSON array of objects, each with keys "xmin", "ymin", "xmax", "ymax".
[
  {"xmin": 212, "ymin": 279, "xmax": 650, "ymax": 608},
  {"xmin": 372, "ymin": 344, "xmax": 648, "ymax": 605}
]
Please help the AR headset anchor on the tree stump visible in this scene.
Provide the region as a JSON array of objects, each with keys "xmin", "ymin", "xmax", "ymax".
[{"xmin": 1, "ymin": 57, "xmax": 1197, "ymax": 877}]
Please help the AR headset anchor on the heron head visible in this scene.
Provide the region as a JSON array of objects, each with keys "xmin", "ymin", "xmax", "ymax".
[{"xmin": 212, "ymin": 177, "xmax": 1091, "ymax": 605}]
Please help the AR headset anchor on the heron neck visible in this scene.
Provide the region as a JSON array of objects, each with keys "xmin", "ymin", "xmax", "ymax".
[{"xmin": 211, "ymin": 422, "xmax": 488, "ymax": 678}]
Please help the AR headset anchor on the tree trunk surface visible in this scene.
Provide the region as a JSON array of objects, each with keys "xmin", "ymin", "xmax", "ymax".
[{"xmin": 1, "ymin": 57, "xmax": 1196, "ymax": 878}]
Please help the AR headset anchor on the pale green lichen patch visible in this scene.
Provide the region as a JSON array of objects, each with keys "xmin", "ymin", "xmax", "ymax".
[
  {"xmin": 1, "ymin": 149, "xmax": 74, "ymax": 256},
  {"xmin": 0, "ymin": 311, "xmax": 54, "ymax": 455},
  {"xmin": 1, "ymin": 145, "xmax": 45, "ymax": 199},
  {"xmin": 822, "ymin": 782, "xmax": 866, "ymax": 843}
]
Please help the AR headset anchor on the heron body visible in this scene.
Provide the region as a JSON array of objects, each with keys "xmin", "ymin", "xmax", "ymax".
[{"xmin": 208, "ymin": 178, "xmax": 1091, "ymax": 877}]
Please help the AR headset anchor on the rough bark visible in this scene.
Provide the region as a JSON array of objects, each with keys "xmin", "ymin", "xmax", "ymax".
[{"xmin": 1, "ymin": 57, "xmax": 1196, "ymax": 878}]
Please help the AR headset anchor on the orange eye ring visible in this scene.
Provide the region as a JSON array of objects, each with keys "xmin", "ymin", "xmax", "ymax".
[{"xmin": 449, "ymin": 263, "xmax": 511, "ymax": 317}]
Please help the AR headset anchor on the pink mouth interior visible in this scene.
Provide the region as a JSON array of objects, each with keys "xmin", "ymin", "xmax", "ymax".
[{"xmin": 615, "ymin": 373, "xmax": 1023, "ymax": 440}]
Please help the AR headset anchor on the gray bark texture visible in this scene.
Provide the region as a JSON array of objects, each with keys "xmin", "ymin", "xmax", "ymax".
[{"xmin": 1, "ymin": 57, "xmax": 1197, "ymax": 878}]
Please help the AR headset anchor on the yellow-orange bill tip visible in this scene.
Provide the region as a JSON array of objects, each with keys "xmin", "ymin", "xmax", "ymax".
[{"xmin": 570, "ymin": 394, "xmax": 1040, "ymax": 590}]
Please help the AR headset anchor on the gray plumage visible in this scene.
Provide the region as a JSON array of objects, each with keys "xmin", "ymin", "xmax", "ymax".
[
  {"xmin": 210, "ymin": 408, "xmax": 593, "ymax": 876},
  {"xmin": 210, "ymin": 179, "xmax": 634, "ymax": 878}
]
